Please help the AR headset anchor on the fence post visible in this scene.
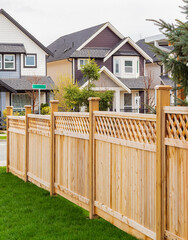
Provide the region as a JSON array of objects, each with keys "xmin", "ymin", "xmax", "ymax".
[
  {"xmin": 88, "ymin": 97, "xmax": 100, "ymax": 219},
  {"xmin": 24, "ymin": 105, "xmax": 32, "ymax": 182},
  {"xmin": 155, "ymin": 85, "xmax": 171, "ymax": 240},
  {"xmin": 6, "ymin": 106, "xmax": 13, "ymax": 173},
  {"xmin": 50, "ymin": 100, "xmax": 59, "ymax": 196}
]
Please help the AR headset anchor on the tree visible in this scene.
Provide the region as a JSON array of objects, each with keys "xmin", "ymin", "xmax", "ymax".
[
  {"xmin": 80, "ymin": 58, "xmax": 101, "ymax": 89},
  {"xmin": 53, "ymin": 75, "xmax": 75, "ymax": 111},
  {"xmin": 148, "ymin": 0, "xmax": 188, "ymax": 97}
]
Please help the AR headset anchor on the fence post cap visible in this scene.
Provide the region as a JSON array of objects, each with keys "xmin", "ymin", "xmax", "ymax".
[
  {"xmin": 88, "ymin": 97, "xmax": 100, "ymax": 101},
  {"xmin": 50, "ymin": 100, "xmax": 59, "ymax": 104},
  {"xmin": 6, "ymin": 106, "xmax": 13, "ymax": 109},
  {"xmin": 155, "ymin": 85, "xmax": 172, "ymax": 90},
  {"xmin": 24, "ymin": 105, "xmax": 32, "ymax": 108}
]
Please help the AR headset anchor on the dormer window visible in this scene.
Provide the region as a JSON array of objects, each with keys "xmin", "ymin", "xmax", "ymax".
[
  {"xmin": 124, "ymin": 60, "xmax": 133, "ymax": 73},
  {"xmin": 113, "ymin": 56, "xmax": 140, "ymax": 78},
  {"xmin": 24, "ymin": 54, "xmax": 37, "ymax": 67},
  {"xmin": 78, "ymin": 59, "xmax": 88, "ymax": 70}
]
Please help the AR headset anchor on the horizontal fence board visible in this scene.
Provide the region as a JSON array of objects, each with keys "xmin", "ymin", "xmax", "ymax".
[
  {"xmin": 27, "ymin": 172, "xmax": 50, "ymax": 190},
  {"xmin": 54, "ymin": 130, "xmax": 89, "ymax": 140},
  {"xmin": 95, "ymin": 134, "xmax": 156, "ymax": 152},
  {"xmin": 165, "ymin": 138, "xmax": 188, "ymax": 149},
  {"xmin": 164, "ymin": 106, "xmax": 188, "ymax": 114},
  {"xmin": 9, "ymin": 165, "xmax": 25, "ymax": 180},
  {"xmin": 164, "ymin": 230, "xmax": 184, "ymax": 240},
  {"xmin": 8, "ymin": 128, "xmax": 25, "ymax": 135},
  {"xmin": 95, "ymin": 201, "xmax": 156, "ymax": 240}
]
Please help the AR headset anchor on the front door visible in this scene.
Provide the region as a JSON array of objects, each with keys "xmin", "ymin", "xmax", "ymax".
[{"xmin": 124, "ymin": 93, "xmax": 132, "ymax": 112}]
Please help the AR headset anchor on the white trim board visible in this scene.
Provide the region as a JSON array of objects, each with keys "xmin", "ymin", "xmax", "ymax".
[
  {"xmin": 76, "ymin": 22, "xmax": 124, "ymax": 51},
  {"xmin": 104, "ymin": 37, "xmax": 153, "ymax": 63},
  {"xmin": 80, "ymin": 66, "xmax": 131, "ymax": 93}
]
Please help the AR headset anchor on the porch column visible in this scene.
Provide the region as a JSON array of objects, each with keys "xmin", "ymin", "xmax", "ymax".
[{"xmin": 115, "ymin": 90, "xmax": 120, "ymax": 112}]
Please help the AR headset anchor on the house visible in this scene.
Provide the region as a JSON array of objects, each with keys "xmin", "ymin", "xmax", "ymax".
[
  {"xmin": 0, "ymin": 9, "xmax": 54, "ymax": 115},
  {"xmin": 47, "ymin": 22, "xmax": 154, "ymax": 113},
  {"xmin": 136, "ymin": 34, "xmax": 180, "ymax": 103}
]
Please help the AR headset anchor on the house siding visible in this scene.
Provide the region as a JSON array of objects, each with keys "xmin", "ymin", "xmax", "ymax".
[
  {"xmin": 85, "ymin": 27, "xmax": 121, "ymax": 48},
  {"xmin": 75, "ymin": 57, "xmax": 113, "ymax": 82},
  {"xmin": 0, "ymin": 14, "xmax": 47, "ymax": 76},
  {"xmin": 0, "ymin": 54, "xmax": 20, "ymax": 79}
]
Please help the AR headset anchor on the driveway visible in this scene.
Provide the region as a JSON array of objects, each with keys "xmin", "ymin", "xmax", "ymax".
[{"xmin": 0, "ymin": 140, "xmax": 6, "ymax": 166}]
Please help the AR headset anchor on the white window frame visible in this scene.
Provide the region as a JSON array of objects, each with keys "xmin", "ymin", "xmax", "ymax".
[
  {"xmin": 124, "ymin": 60, "xmax": 133, "ymax": 74},
  {"xmin": 24, "ymin": 54, "xmax": 36, "ymax": 67},
  {"xmin": 4, "ymin": 54, "xmax": 15, "ymax": 70},
  {"xmin": 78, "ymin": 59, "xmax": 89, "ymax": 70},
  {"xmin": 0, "ymin": 54, "xmax": 2, "ymax": 69}
]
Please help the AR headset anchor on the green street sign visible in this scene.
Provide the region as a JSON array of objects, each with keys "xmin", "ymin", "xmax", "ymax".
[{"xmin": 32, "ymin": 84, "xmax": 46, "ymax": 89}]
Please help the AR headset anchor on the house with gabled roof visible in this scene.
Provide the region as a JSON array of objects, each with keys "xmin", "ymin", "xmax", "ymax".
[
  {"xmin": 47, "ymin": 22, "xmax": 154, "ymax": 112},
  {"xmin": 0, "ymin": 9, "xmax": 54, "ymax": 115}
]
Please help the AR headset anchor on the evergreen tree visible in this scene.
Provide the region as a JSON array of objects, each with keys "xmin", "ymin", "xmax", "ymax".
[{"xmin": 148, "ymin": 0, "xmax": 188, "ymax": 97}]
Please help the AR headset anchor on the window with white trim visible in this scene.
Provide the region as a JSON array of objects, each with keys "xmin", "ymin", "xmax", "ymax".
[
  {"xmin": 24, "ymin": 54, "xmax": 36, "ymax": 67},
  {"xmin": 0, "ymin": 55, "xmax": 2, "ymax": 69},
  {"xmin": 78, "ymin": 59, "xmax": 88, "ymax": 70},
  {"xmin": 124, "ymin": 60, "xmax": 133, "ymax": 73},
  {"xmin": 4, "ymin": 54, "xmax": 15, "ymax": 70}
]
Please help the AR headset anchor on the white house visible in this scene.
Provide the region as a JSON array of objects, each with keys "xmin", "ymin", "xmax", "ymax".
[{"xmin": 0, "ymin": 9, "xmax": 54, "ymax": 115}]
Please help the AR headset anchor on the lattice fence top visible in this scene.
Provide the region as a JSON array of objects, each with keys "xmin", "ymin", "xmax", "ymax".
[
  {"xmin": 54, "ymin": 113, "xmax": 89, "ymax": 135},
  {"xmin": 94, "ymin": 112, "xmax": 156, "ymax": 144},
  {"xmin": 8, "ymin": 116, "xmax": 25, "ymax": 131},
  {"xmin": 166, "ymin": 113, "xmax": 188, "ymax": 141},
  {"xmin": 28, "ymin": 115, "xmax": 50, "ymax": 137}
]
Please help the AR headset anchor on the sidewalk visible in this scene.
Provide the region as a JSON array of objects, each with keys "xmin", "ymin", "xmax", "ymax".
[{"xmin": 0, "ymin": 140, "xmax": 6, "ymax": 167}]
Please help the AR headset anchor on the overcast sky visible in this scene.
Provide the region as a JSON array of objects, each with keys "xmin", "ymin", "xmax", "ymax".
[{"xmin": 1, "ymin": 0, "xmax": 186, "ymax": 47}]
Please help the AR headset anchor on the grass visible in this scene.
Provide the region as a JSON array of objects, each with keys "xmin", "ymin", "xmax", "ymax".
[
  {"xmin": 0, "ymin": 136, "xmax": 6, "ymax": 140},
  {"xmin": 0, "ymin": 167, "xmax": 137, "ymax": 240}
]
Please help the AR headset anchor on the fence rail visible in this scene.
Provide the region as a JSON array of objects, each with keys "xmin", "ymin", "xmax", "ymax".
[{"xmin": 6, "ymin": 86, "xmax": 188, "ymax": 240}]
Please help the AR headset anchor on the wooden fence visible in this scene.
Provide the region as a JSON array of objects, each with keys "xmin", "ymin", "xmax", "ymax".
[{"xmin": 6, "ymin": 86, "xmax": 188, "ymax": 240}]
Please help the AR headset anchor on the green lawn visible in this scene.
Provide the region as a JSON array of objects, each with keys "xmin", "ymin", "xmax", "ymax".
[
  {"xmin": 0, "ymin": 136, "xmax": 6, "ymax": 140},
  {"xmin": 0, "ymin": 167, "xmax": 137, "ymax": 240}
]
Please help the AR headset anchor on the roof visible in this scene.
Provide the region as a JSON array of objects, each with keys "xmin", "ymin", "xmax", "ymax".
[
  {"xmin": 118, "ymin": 76, "xmax": 150, "ymax": 89},
  {"xmin": 104, "ymin": 37, "xmax": 153, "ymax": 62},
  {"xmin": 0, "ymin": 76, "xmax": 54, "ymax": 92},
  {"xmin": 80, "ymin": 66, "xmax": 131, "ymax": 92},
  {"xmin": 0, "ymin": 43, "xmax": 26, "ymax": 53},
  {"xmin": 0, "ymin": 9, "xmax": 53, "ymax": 56},
  {"xmin": 47, "ymin": 23, "xmax": 106, "ymax": 62},
  {"xmin": 136, "ymin": 39, "xmax": 159, "ymax": 62},
  {"xmin": 160, "ymin": 75, "xmax": 174, "ymax": 87},
  {"xmin": 71, "ymin": 48, "xmax": 110, "ymax": 58}
]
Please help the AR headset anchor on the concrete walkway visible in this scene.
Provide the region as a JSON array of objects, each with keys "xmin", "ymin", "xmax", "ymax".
[{"xmin": 0, "ymin": 140, "xmax": 6, "ymax": 166}]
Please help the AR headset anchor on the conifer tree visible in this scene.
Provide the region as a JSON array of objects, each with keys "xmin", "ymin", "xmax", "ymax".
[{"xmin": 148, "ymin": 0, "xmax": 188, "ymax": 97}]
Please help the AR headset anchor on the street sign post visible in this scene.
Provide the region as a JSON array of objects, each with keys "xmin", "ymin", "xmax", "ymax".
[{"xmin": 32, "ymin": 84, "xmax": 47, "ymax": 114}]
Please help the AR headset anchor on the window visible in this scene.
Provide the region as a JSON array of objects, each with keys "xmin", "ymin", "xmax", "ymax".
[
  {"xmin": 0, "ymin": 55, "xmax": 2, "ymax": 69},
  {"xmin": 24, "ymin": 54, "xmax": 36, "ymax": 67},
  {"xmin": 12, "ymin": 93, "xmax": 31, "ymax": 110},
  {"xmin": 124, "ymin": 60, "xmax": 133, "ymax": 73},
  {"xmin": 78, "ymin": 59, "xmax": 88, "ymax": 70},
  {"xmin": 4, "ymin": 54, "xmax": 15, "ymax": 70},
  {"xmin": 124, "ymin": 93, "xmax": 132, "ymax": 107},
  {"xmin": 114, "ymin": 59, "xmax": 120, "ymax": 74}
]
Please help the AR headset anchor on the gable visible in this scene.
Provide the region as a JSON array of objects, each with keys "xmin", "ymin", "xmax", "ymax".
[
  {"xmin": 85, "ymin": 27, "xmax": 121, "ymax": 48},
  {"xmin": 92, "ymin": 72, "xmax": 119, "ymax": 87},
  {"xmin": 0, "ymin": 9, "xmax": 52, "ymax": 55},
  {"xmin": 119, "ymin": 42, "xmax": 140, "ymax": 54}
]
